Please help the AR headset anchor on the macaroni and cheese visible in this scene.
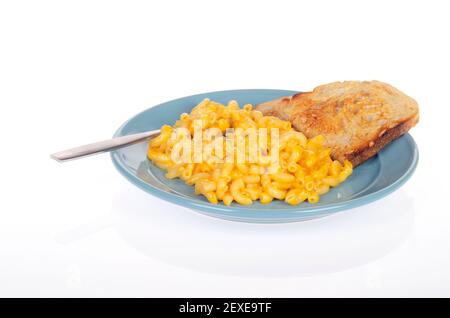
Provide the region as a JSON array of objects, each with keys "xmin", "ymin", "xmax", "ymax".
[{"xmin": 147, "ymin": 99, "xmax": 352, "ymax": 206}]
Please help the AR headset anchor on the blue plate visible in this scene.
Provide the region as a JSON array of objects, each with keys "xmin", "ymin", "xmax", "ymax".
[{"xmin": 111, "ymin": 89, "xmax": 419, "ymax": 223}]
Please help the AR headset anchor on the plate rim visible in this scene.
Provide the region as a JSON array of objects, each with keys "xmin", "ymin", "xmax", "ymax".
[{"xmin": 111, "ymin": 89, "xmax": 419, "ymax": 221}]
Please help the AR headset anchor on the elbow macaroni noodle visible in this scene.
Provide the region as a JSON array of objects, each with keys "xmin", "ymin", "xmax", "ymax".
[{"xmin": 147, "ymin": 99, "xmax": 353, "ymax": 206}]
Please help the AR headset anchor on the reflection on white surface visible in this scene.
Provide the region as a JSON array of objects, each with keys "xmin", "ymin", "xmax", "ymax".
[
  {"xmin": 109, "ymin": 188, "xmax": 414, "ymax": 277},
  {"xmin": 66, "ymin": 264, "xmax": 82, "ymax": 290},
  {"xmin": 55, "ymin": 218, "xmax": 113, "ymax": 245}
]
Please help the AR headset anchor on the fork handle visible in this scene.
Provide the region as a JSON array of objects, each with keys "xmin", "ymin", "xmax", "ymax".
[{"xmin": 50, "ymin": 129, "xmax": 160, "ymax": 162}]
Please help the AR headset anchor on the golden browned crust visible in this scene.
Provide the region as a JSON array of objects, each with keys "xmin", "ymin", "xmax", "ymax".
[
  {"xmin": 344, "ymin": 113, "xmax": 419, "ymax": 166},
  {"xmin": 256, "ymin": 81, "xmax": 419, "ymax": 167}
]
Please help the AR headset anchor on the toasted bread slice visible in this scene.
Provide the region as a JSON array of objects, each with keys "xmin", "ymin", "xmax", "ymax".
[{"xmin": 256, "ymin": 81, "xmax": 419, "ymax": 166}]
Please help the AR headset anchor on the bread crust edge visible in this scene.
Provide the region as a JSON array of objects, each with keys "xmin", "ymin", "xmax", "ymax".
[{"xmin": 343, "ymin": 114, "xmax": 419, "ymax": 167}]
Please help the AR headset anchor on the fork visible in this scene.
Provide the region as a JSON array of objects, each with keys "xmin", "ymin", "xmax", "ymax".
[{"xmin": 50, "ymin": 129, "xmax": 160, "ymax": 162}]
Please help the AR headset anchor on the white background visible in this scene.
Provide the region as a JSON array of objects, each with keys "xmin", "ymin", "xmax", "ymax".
[{"xmin": 1, "ymin": 0, "xmax": 449, "ymax": 297}]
